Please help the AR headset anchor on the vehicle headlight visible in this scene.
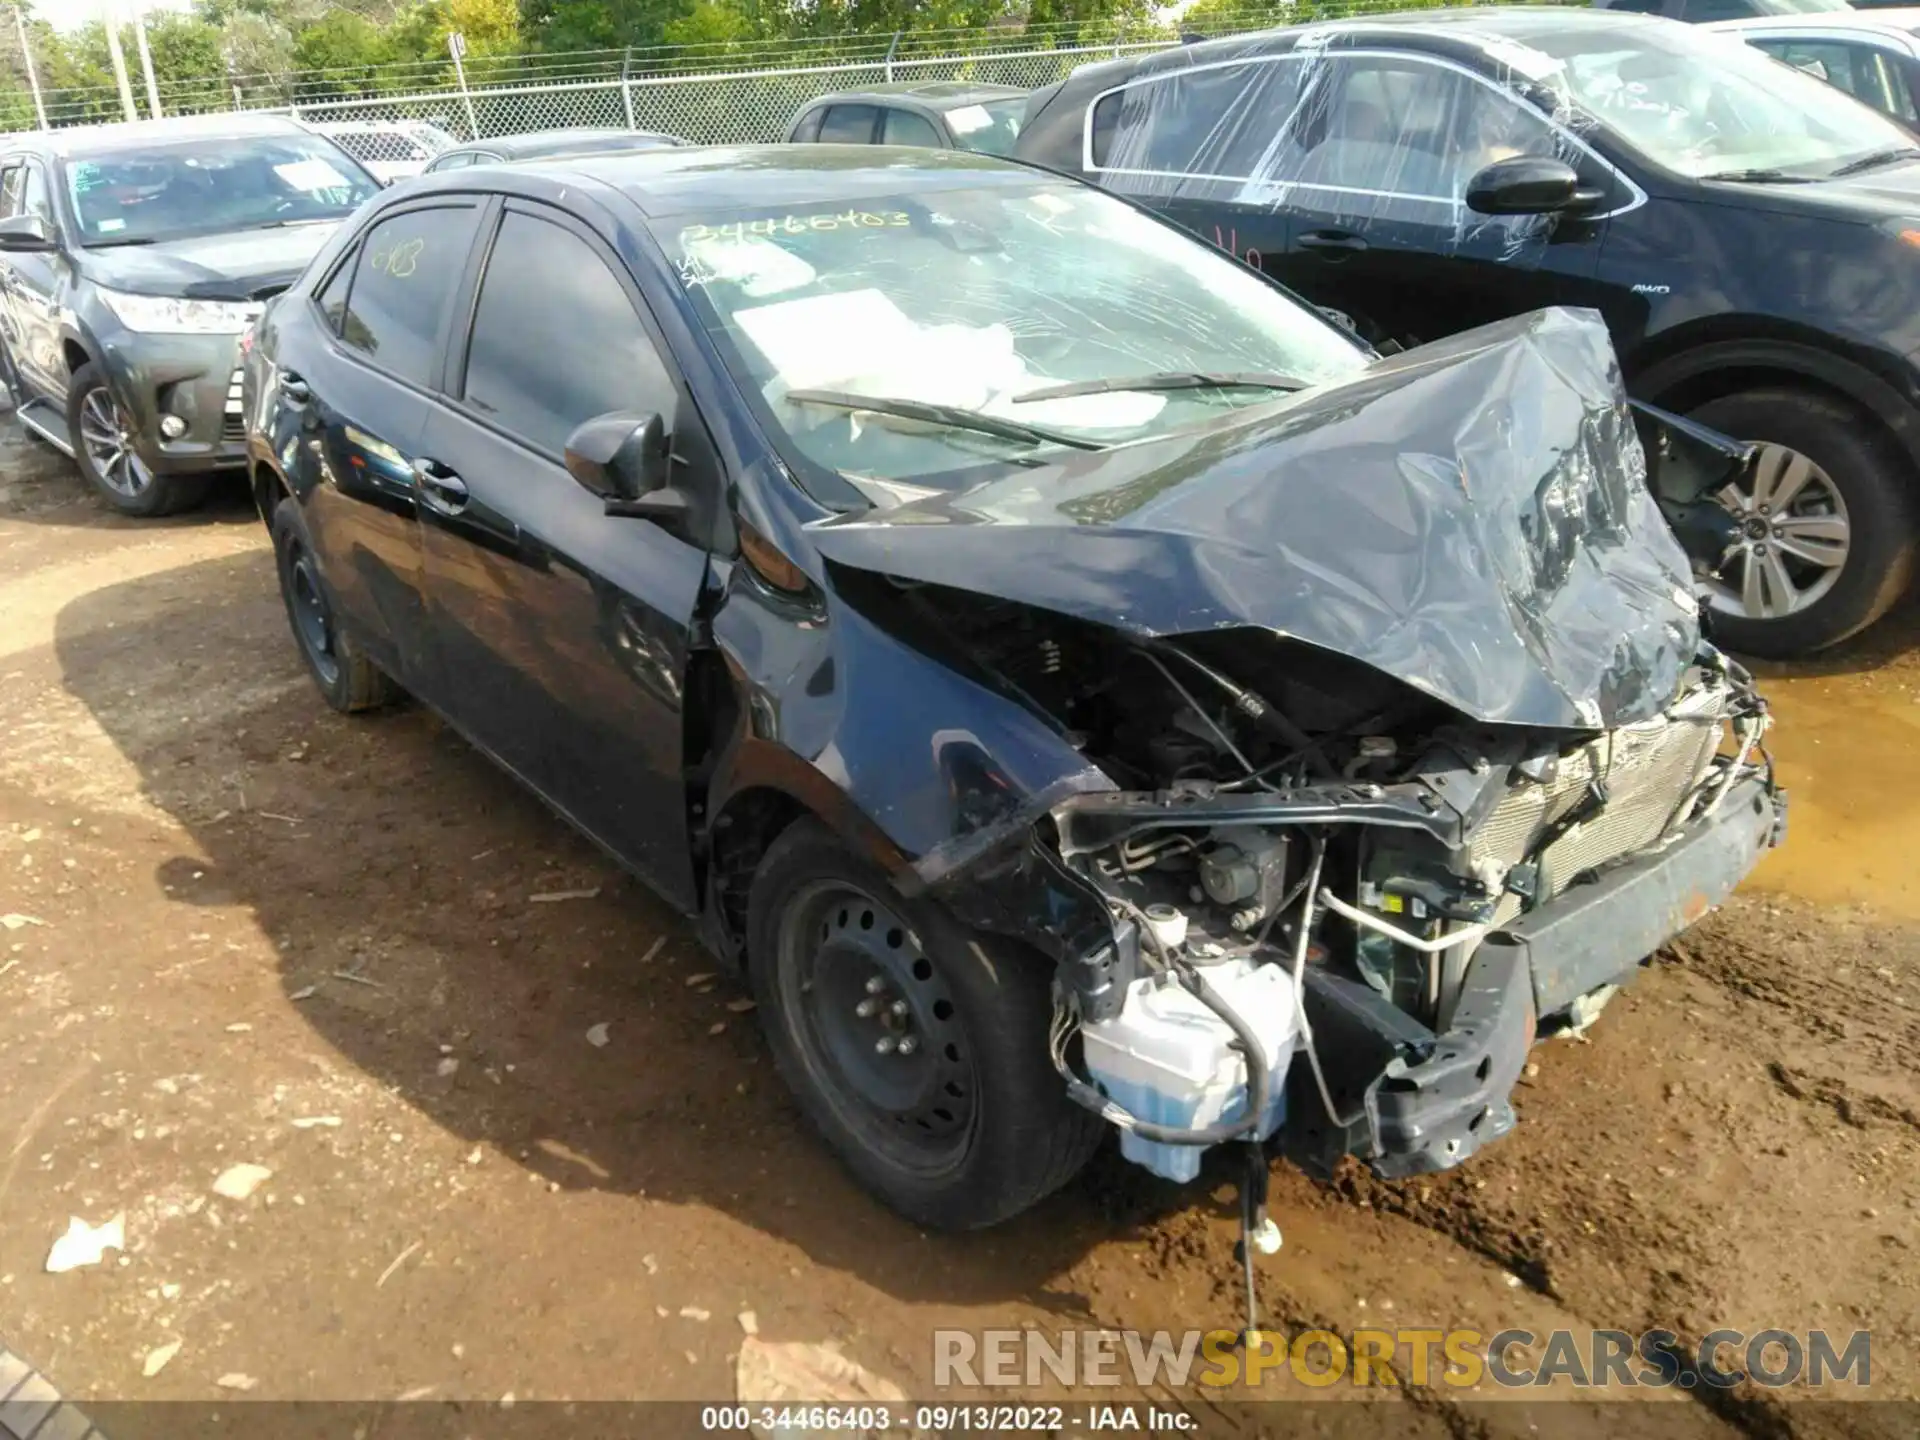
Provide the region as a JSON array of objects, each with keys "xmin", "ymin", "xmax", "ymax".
[{"xmin": 98, "ymin": 288, "xmax": 262, "ymax": 336}]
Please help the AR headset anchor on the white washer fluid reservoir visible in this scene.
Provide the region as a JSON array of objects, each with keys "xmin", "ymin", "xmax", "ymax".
[{"xmin": 1080, "ymin": 958, "xmax": 1298, "ymax": 1183}]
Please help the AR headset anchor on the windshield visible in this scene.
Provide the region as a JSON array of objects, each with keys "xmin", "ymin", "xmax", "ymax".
[
  {"xmin": 661, "ymin": 178, "xmax": 1367, "ymax": 503},
  {"xmin": 1522, "ymin": 22, "xmax": 1913, "ymax": 177},
  {"xmin": 943, "ymin": 98, "xmax": 1028, "ymax": 156},
  {"xmin": 63, "ymin": 134, "xmax": 379, "ymax": 246}
]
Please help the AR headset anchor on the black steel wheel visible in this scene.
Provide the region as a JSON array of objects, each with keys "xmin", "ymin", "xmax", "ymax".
[
  {"xmin": 270, "ymin": 495, "xmax": 398, "ymax": 713},
  {"xmin": 775, "ymin": 880, "xmax": 978, "ymax": 1175},
  {"xmin": 747, "ymin": 819, "xmax": 1102, "ymax": 1230}
]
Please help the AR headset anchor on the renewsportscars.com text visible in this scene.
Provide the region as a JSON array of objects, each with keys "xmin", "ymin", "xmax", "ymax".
[{"xmin": 933, "ymin": 1327, "xmax": 1872, "ymax": 1390}]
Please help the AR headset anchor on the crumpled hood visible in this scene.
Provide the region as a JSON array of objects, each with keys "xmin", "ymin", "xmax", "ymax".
[
  {"xmin": 808, "ymin": 307, "xmax": 1700, "ymax": 731},
  {"xmin": 76, "ymin": 221, "xmax": 339, "ymax": 300}
]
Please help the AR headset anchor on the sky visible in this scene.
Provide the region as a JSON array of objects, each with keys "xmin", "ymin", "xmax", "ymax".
[{"xmin": 40, "ymin": 0, "xmax": 198, "ymax": 35}]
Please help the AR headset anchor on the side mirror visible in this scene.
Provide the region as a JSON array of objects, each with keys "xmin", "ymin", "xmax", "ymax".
[
  {"xmin": 1464, "ymin": 155, "xmax": 1604, "ymax": 217},
  {"xmin": 0, "ymin": 213, "xmax": 54, "ymax": 252},
  {"xmin": 565, "ymin": 410, "xmax": 688, "ymax": 522}
]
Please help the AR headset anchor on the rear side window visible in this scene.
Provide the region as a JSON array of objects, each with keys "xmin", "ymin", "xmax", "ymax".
[
  {"xmin": 791, "ymin": 109, "xmax": 825, "ymax": 142},
  {"xmin": 817, "ymin": 105, "xmax": 879, "ymax": 143},
  {"xmin": 461, "ymin": 210, "xmax": 676, "ymax": 456},
  {"xmin": 1090, "ymin": 60, "xmax": 1306, "ymax": 179},
  {"xmin": 429, "ymin": 152, "xmax": 474, "ymax": 172},
  {"xmin": 882, "ymin": 109, "xmax": 944, "ymax": 147},
  {"xmin": 336, "ymin": 205, "xmax": 480, "ymax": 386}
]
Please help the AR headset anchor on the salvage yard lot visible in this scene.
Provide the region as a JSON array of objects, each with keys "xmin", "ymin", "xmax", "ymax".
[{"xmin": 0, "ymin": 421, "xmax": 1916, "ymax": 1436}]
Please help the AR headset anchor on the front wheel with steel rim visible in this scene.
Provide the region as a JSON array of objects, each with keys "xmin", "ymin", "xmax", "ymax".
[
  {"xmin": 64, "ymin": 361, "xmax": 208, "ymax": 517},
  {"xmin": 1688, "ymin": 388, "xmax": 1918, "ymax": 658},
  {"xmin": 746, "ymin": 819, "xmax": 1103, "ymax": 1229}
]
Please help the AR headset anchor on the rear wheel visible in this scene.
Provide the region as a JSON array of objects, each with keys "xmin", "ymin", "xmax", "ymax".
[
  {"xmin": 66, "ymin": 363, "xmax": 210, "ymax": 517},
  {"xmin": 270, "ymin": 496, "xmax": 398, "ymax": 713},
  {"xmin": 1686, "ymin": 388, "xmax": 1916, "ymax": 657},
  {"xmin": 746, "ymin": 819, "xmax": 1102, "ymax": 1229}
]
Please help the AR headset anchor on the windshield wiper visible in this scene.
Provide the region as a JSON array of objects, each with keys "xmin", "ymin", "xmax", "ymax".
[
  {"xmin": 82, "ymin": 235, "xmax": 157, "ymax": 248},
  {"xmin": 782, "ymin": 388, "xmax": 1108, "ymax": 452},
  {"xmin": 1699, "ymin": 168, "xmax": 1816, "ymax": 184},
  {"xmin": 1827, "ymin": 145, "xmax": 1920, "ymax": 178},
  {"xmin": 1011, "ymin": 371, "xmax": 1310, "ymax": 403}
]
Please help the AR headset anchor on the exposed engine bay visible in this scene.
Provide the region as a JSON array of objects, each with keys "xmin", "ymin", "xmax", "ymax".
[{"xmin": 883, "ymin": 578, "xmax": 1779, "ymax": 1189}]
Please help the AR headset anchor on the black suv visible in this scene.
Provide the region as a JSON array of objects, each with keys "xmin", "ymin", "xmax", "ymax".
[
  {"xmin": 1016, "ymin": 8, "xmax": 1920, "ymax": 656},
  {"xmin": 0, "ymin": 113, "xmax": 379, "ymax": 516}
]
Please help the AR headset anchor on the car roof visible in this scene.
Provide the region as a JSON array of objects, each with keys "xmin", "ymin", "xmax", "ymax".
[
  {"xmin": 1, "ymin": 111, "xmax": 313, "ymax": 158},
  {"xmin": 469, "ymin": 128, "xmax": 682, "ymax": 157},
  {"xmin": 800, "ymin": 80, "xmax": 1028, "ymax": 111},
  {"xmin": 1058, "ymin": 6, "xmax": 1685, "ymax": 90},
  {"xmin": 449, "ymin": 143, "xmax": 1049, "ymax": 217},
  {"xmin": 1706, "ymin": 8, "xmax": 1920, "ymax": 31}
]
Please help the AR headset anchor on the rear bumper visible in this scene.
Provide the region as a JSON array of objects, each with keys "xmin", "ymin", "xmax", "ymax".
[{"xmin": 1285, "ymin": 776, "xmax": 1783, "ymax": 1180}]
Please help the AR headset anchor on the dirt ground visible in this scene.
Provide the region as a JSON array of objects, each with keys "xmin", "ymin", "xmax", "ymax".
[{"xmin": 0, "ymin": 413, "xmax": 1915, "ymax": 1440}]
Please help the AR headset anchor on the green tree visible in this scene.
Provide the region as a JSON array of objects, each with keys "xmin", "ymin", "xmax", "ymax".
[
  {"xmin": 144, "ymin": 14, "xmax": 228, "ymax": 112},
  {"xmin": 289, "ymin": 9, "xmax": 392, "ymax": 95}
]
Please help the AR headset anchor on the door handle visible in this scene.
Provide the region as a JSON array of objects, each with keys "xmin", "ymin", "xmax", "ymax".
[
  {"xmin": 279, "ymin": 371, "xmax": 310, "ymax": 404},
  {"xmin": 1298, "ymin": 230, "xmax": 1369, "ymax": 256},
  {"xmin": 410, "ymin": 456, "xmax": 469, "ymax": 513}
]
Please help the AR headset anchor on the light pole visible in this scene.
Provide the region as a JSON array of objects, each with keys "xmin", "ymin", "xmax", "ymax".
[
  {"xmin": 12, "ymin": 5, "xmax": 47, "ymax": 131},
  {"xmin": 132, "ymin": 5, "xmax": 163, "ymax": 119},
  {"xmin": 102, "ymin": 1, "xmax": 141, "ymax": 122}
]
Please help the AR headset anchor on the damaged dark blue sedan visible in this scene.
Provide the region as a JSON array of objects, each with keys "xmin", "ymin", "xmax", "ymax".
[{"xmin": 242, "ymin": 146, "xmax": 1785, "ymax": 1239}]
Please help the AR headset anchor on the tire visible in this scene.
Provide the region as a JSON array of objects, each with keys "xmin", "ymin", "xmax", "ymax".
[
  {"xmin": 270, "ymin": 495, "xmax": 398, "ymax": 714},
  {"xmin": 66, "ymin": 362, "xmax": 210, "ymax": 517},
  {"xmin": 746, "ymin": 819, "xmax": 1102, "ymax": 1229},
  {"xmin": 1685, "ymin": 388, "xmax": 1917, "ymax": 658}
]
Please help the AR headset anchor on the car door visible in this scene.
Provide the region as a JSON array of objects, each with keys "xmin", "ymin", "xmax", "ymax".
[
  {"xmin": 1083, "ymin": 56, "xmax": 1299, "ymax": 278},
  {"xmin": 0, "ymin": 161, "xmax": 32, "ymax": 391},
  {"xmin": 0, "ymin": 160, "xmax": 67, "ymax": 399},
  {"xmin": 277, "ymin": 200, "xmax": 486, "ymax": 688},
  {"xmin": 412, "ymin": 200, "xmax": 711, "ymax": 906},
  {"xmin": 1265, "ymin": 51, "xmax": 1620, "ymax": 349}
]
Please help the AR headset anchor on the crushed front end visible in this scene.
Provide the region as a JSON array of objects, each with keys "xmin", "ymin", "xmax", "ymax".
[{"xmin": 809, "ymin": 308, "xmax": 1787, "ymax": 1184}]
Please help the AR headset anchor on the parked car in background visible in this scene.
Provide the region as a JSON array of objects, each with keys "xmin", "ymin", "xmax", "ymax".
[
  {"xmin": 1016, "ymin": 9, "xmax": 1920, "ymax": 657},
  {"xmin": 310, "ymin": 120, "xmax": 458, "ymax": 184},
  {"xmin": 1708, "ymin": 10, "xmax": 1920, "ymax": 129},
  {"xmin": 0, "ymin": 113, "xmax": 380, "ymax": 515},
  {"xmin": 243, "ymin": 144, "xmax": 1781, "ymax": 1232},
  {"xmin": 1591, "ymin": 0, "xmax": 1847, "ymax": 21},
  {"xmin": 425, "ymin": 126, "xmax": 690, "ymax": 172},
  {"xmin": 784, "ymin": 81, "xmax": 1030, "ymax": 154}
]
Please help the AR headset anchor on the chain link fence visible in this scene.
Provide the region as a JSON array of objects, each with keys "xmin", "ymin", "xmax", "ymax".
[
  {"xmin": 3, "ymin": 1, "xmax": 1548, "ymax": 143},
  {"xmin": 271, "ymin": 40, "xmax": 1176, "ymax": 148}
]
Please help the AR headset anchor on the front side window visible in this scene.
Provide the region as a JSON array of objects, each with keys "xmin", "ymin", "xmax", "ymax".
[
  {"xmin": 1522, "ymin": 21, "xmax": 1913, "ymax": 176},
  {"xmin": 661, "ymin": 180, "xmax": 1367, "ymax": 502},
  {"xmin": 1281, "ymin": 56, "xmax": 1561, "ymax": 202},
  {"xmin": 0, "ymin": 164, "xmax": 25, "ymax": 218},
  {"xmin": 18, "ymin": 165, "xmax": 51, "ymax": 221},
  {"xmin": 336, "ymin": 205, "xmax": 479, "ymax": 386},
  {"xmin": 61, "ymin": 133, "xmax": 379, "ymax": 246},
  {"xmin": 462, "ymin": 210, "xmax": 675, "ymax": 456},
  {"xmin": 818, "ymin": 105, "xmax": 879, "ymax": 143}
]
